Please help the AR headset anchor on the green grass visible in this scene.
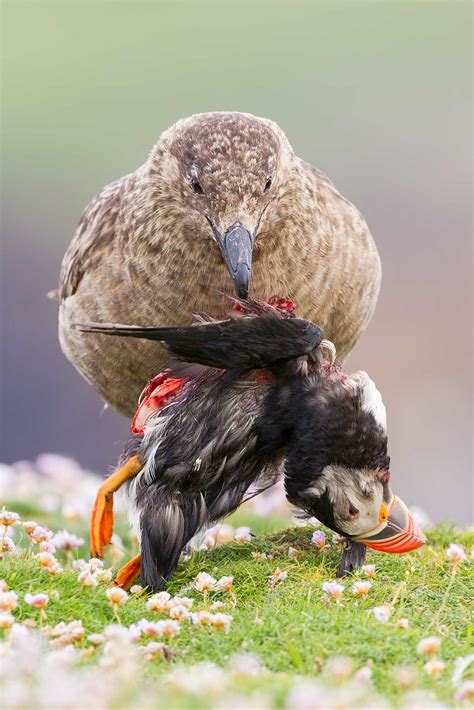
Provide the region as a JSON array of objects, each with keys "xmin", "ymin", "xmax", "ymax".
[{"xmin": 1, "ymin": 506, "xmax": 472, "ymax": 707}]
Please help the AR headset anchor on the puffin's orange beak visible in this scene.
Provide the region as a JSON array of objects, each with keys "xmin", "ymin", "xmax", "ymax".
[{"xmin": 353, "ymin": 496, "xmax": 427, "ymax": 553}]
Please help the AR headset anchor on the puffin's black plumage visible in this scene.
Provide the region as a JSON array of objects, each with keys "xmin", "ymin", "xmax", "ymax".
[{"xmin": 79, "ymin": 302, "xmax": 393, "ymax": 590}]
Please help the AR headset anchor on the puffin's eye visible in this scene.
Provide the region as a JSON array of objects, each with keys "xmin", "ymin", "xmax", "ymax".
[
  {"xmin": 191, "ymin": 179, "xmax": 204, "ymax": 195},
  {"xmin": 264, "ymin": 176, "xmax": 273, "ymax": 192},
  {"xmin": 348, "ymin": 503, "xmax": 359, "ymax": 518}
]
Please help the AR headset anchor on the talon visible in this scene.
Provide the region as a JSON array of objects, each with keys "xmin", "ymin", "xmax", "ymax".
[
  {"xmin": 89, "ymin": 455, "xmax": 142, "ymax": 558},
  {"xmin": 111, "ymin": 554, "xmax": 142, "ymax": 590}
]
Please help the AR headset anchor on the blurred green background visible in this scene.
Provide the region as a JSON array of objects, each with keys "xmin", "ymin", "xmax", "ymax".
[{"xmin": 1, "ymin": 2, "xmax": 472, "ymax": 523}]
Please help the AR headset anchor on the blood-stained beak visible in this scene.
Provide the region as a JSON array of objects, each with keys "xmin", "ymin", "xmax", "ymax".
[
  {"xmin": 353, "ymin": 495, "xmax": 427, "ymax": 554},
  {"xmin": 208, "ymin": 219, "xmax": 254, "ymax": 298}
]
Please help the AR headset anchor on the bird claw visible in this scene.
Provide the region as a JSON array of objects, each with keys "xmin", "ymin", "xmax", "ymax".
[{"xmin": 110, "ymin": 554, "xmax": 142, "ymax": 590}]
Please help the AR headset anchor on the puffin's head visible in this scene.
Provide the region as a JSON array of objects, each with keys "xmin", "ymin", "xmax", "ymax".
[
  {"xmin": 286, "ymin": 368, "xmax": 426, "ymax": 554},
  {"xmin": 148, "ymin": 112, "xmax": 294, "ymax": 298}
]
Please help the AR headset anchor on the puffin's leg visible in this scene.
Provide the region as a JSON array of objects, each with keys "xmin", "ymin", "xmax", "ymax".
[
  {"xmin": 110, "ymin": 553, "xmax": 142, "ymax": 590},
  {"xmin": 336, "ymin": 540, "xmax": 367, "ymax": 577},
  {"xmin": 90, "ymin": 455, "xmax": 142, "ymax": 558}
]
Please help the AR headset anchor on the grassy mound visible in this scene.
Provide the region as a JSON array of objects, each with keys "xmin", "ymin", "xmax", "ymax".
[{"xmin": 1, "ymin": 505, "xmax": 472, "ymax": 708}]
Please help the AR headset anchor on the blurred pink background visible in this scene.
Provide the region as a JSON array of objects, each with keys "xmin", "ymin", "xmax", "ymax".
[{"xmin": 1, "ymin": 2, "xmax": 472, "ymax": 523}]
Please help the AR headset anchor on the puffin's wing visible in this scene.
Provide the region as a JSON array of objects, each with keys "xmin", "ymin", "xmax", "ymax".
[{"xmin": 75, "ymin": 314, "xmax": 323, "ymax": 371}]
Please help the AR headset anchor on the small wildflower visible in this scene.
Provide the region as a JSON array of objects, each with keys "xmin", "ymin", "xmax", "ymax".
[
  {"xmin": 140, "ymin": 641, "xmax": 169, "ymax": 661},
  {"xmin": 130, "ymin": 584, "xmax": 144, "ymax": 595},
  {"xmin": 0, "ymin": 508, "xmax": 20, "ymax": 527},
  {"xmin": 0, "ymin": 611, "xmax": 14, "ymax": 629},
  {"xmin": 392, "ymin": 666, "xmax": 418, "ymax": 690},
  {"xmin": 417, "ymin": 636, "xmax": 441, "ymax": 656},
  {"xmin": 251, "ymin": 551, "xmax": 268, "ymax": 560},
  {"xmin": 96, "ymin": 569, "xmax": 113, "ymax": 585},
  {"xmin": 323, "ymin": 656, "xmax": 355, "ymax": 684},
  {"xmin": 424, "ymin": 659, "xmax": 446, "ymax": 678},
  {"xmin": 39, "ymin": 541, "xmax": 56, "ymax": 554},
  {"xmin": 38, "ymin": 551, "xmax": 58, "ymax": 569},
  {"xmin": 169, "ymin": 604, "xmax": 190, "ymax": 621},
  {"xmin": 322, "ymin": 581, "xmax": 344, "ymax": 602},
  {"xmin": 0, "ymin": 590, "xmax": 18, "ymax": 612},
  {"xmin": 194, "ymin": 571, "xmax": 217, "ymax": 593},
  {"xmin": 191, "ymin": 610, "xmax": 213, "ymax": 626},
  {"xmin": 0, "ymin": 580, "xmax": 7, "ymax": 592},
  {"xmin": 215, "ymin": 524, "xmax": 234, "ymax": 544},
  {"xmin": 23, "ymin": 520, "xmax": 38, "ymax": 535},
  {"xmin": 354, "ymin": 666, "xmax": 372, "ymax": 683},
  {"xmin": 234, "ymin": 526, "xmax": 252, "ymax": 544},
  {"xmin": 106, "ymin": 587, "xmax": 128, "ymax": 607},
  {"xmin": 229, "ymin": 652, "xmax": 263, "ymax": 676},
  {"xmin": 446, "ymin": 543, "xmax": 467, "ymax": 566},
  {"xmin": 287, "ymin": 546, "xmax": 298, "ymax": 559},
  {"xmin": 396, "ymin": 618, "xmax": 410, "ymax": 629},
  {"xmin": 0, "ymin": 537, "xmax": 15, "ymax": 554},
  {"xmin": 88, "ymin": 633, "xmax": 105, "ymax": 646},
  {"xmin": 454, "ymin": 681, "xmax": 474, "ymax": 703},
  {"xmin": 52, "ymin": 529, "xmax": 85, "ymax": 551},
  {"xmin": 211, "ymin": 612, "xmax": 232, "ymax": 633},
  {"xmin": 215, "ymin": 575, "xmax": 233, "ymax": 592},
  {"xmin": 311, "ymin": 530, "xmax": 326, "ymax": 549},
  {"xmin": 351, "ymin": 581, "xmax": 371, "ymax": 598},
  {"xmin": 361, "ymin": 564, "xmax": 376, "ymax": 578},
  {"xmin": 24, "ymin": 592, "xmax": 49, "ymax": 608},
  {"xmin": 138, "ymin": 619, "xmax": 164, "ymax": 638},
  {"xmin": 147, "ymin": 591, "xmax": 171, "ymax": 612},
  {"xmin": 78, "ymin": 571, "xmax": 98, "ymax": 588},
  {"xmin": 332, "ymin": 533, "xmax": 346, "ymax": 546},
  {"xmin": 269, "ymin": 568, "xmax": 288, "ymax": 585},
  {"xmin": 30, "ymin": 525, "xmax": 53, "ymax": 544},
  {"xmin": 372, "ymin": 604, "xmax": 393, "ymax": 623},
  {"xmin": 155, "ymin": 619, "xmax": 180, "ymax": 638},
  {"xmin": 168, "ymin": 596, "xmax": 193, "ymax": 609}
]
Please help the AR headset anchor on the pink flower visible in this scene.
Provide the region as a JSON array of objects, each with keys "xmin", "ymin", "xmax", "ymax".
[
  {"xmin": 0, "ymin": 590, "xmax": 18, "ymax": 612},
  {"xmin": 234, "ymin": 526, "xmax": 252, "ymax": 544},
  {"xmin": 146, "ymin": 591, "xmax": 171, "ymax": 612},
  {"xmin": 0, "ymin": 612, "xmax": 14, "ymax": 629},
  {"xmin": 361, "ymin": 564, "xmax": 375, "ymax": 578},
  {"xmin": 454, "ymin": 681, "xmax": 474, "ymax": 703},
  {"xmin": 372, "ymin": 604, "xmax": 393, "ymax": 623},
  {"xmin": 322, "ymin": 581, "xmax": 344, "ymax": 602},
  {"xmin": 446, "ymin": 543, "xmax": 467, "ymax": 566},
  {"xmin": 169, "ymin": 605, "xmax": 190, "ymax": 621},
  {"xmin": 52, "ymin": 530, "xmax": 85, "ymax": 551},
  {"xmin": 191, "ymin": 610, "xmax": 213, "ymax": 626},
  {"xmin": 0, "ymin": 508, "xmax": 20, "ymax": 527},
  {"xmin": 211, "ymin": 613, "xmax": 232, "ymax": 633},
  {"xmin": 424, "ymin": 659, "xmax": 445, "ymax": 678},
  {"xmin": 194, "ymin": 572, "xmax": 217, "ymax": 593},
  {"xmin": 396, "ymin": 618, "xmax": 410, "ymax": 629},
  {"xmin": 351, "ymin": 581, "xmax": 371, "ymax": 598},
  {"xmin": 269, "ymin": 568, "xmax": 288, "ymax": 585},
  {"xmin": 29, "ymin": 526, "xmax": 53, "ymax": 544},
  {"xmin": 24, "ymin": 592, "xmax": 49, "ymax": 608},
  {"xmin": 215, "ymin": 576, "xmax": 233, "ymax": 593},
  {"xmin": 105, "ymin": 587, "xmax": 128, "ymax": 606},
  {"xmin": 417, "ymin": 636, "xmax": 441, "ymax": 656},
  {"xmin": 311, "ymin": 531, "xmax": 326, "ymax": 549}
]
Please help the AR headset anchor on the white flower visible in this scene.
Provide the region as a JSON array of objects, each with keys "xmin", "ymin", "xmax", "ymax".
[
  {"xmin": 287, "ymin": 547, "xmax": 298, "ymax": 559},
  {"xmin": 354, "ymin": 666, "xmax": 372, "ymax": 683},
  {"xmin": 454, "ymin": 681, "xmax": 474, "ymax": 703},
  {"xmin": 191, "ymin": 610, "xmax": 213, "ymax": 626},
  {"xmin": 361, "ymin": 564, "xmax": 376, "ymax": 578},
  {"xmin": 0, "ymin": 537, "xmax": 15, "ymax": 554},
  {"xmin": 167, "ymin": 662, "xmax": 227, "ymax": 694},
  {"xmin": 215, "ymin": 576, "xmax": 233, "ymax": 592},
  {"xmin": 137, "ymin": 619, "xmax": 164, "ymax": 638},
  {"xmin": 105, "ymin": 587, "xmax": 128, "ymax": 606},
  {"xmin": 396, "ymin": 618, "xmax": 410, "ymax": 629},
  {"xmin": 169, "ymin": 604, "xmax": 190, "ymax": 621},
  {"xmin": 322, "ymin": 581, "xmax": 344, "ymax": 601},
  {"xmin": 311, "ymin": 531, "xmax": 326, "ymax": 549},
  {"xmin": 234, "ymin": 526, "xmax": 252, "ymax": 544},
  {"xmin": 167, "ymin": 596, "xmax": 193, "ymax": 609},
  {"xmin": 351, "ymin": 581, "xmax": 371, "ymax": 598},
  {"xmin": 392, "ymin": 666, "xmax": 418, "ymax": 690},
  {"xmin": 130, "ymin": 584, "xmax": 143, "ymax": 595},
  {"xmin": 210, "ymin": 601, "xmax": 225, "ymax": 611},
  {"xmin": 0, "ymin": 590, "xmax": 18, "ymax": 612},
  {"xmin": 78, "ymin": 571, "xmax": 98, "ymax": 588},
  {"xmin": 269, "ymin": 568, "xmax": 288, "ymax": 585},
  {"xmin": 332, "ymin": 533, "xmax": 346, "ymax": 546},
  {"xmin": 215, "ymin": 524, "xmax": 234, "ymax": 544},
  {"xmin": 0, "ymin": 611, "xmax": 14, "ymax": 629},
  {"xmin": 446, "ymin": 543, "xmax": 467, "ymax": 566},
  {"xmin": 96, "ymin": 569, "xmax": 113, "ymax": 585},
  {"xmin": 194, "ymin": 571, "xmax": 217, "ymax": 593},
  {"xmin": 424, "ymin": 659, "xmax": 446, "ymax": 678},
  {"xmin": 23, "ymin": 520, "xmax": 39, "ymax": 535},
  {"xmin": 29, "ymin": 525, "xmax": 53, "ymax": 543},
  {"xmin": 146, "ymin": 591, "xmax": 171, "ymax": 612},
  {"xmin": 417, "ymin": 636, "xmax": 441, "ymax": 656},
  {"xmin": 0, "ymin": 509, "xmax": 20, "ymax": 527},
  {"xmin": 155, "ymin": 619, "xmax": 180, "ymax": 638},
  {"xmin": 211, "ymin": 612, "xmax": 232, "ymax": 633},
  {"xmin": 323, "ymin": 656, "xmax": 355, "ymax": 683},
  {"xmin": 88, "ymin": 633, "xmax": 105, "ymax": 646},
  {"xmin": 24, "ymin": 593, "xmax": 49, "ymax": 608},
  {"xmin": 52, "ymin": 530, "xmax": 85, "ymax": 551},
  {"xmin": 372, "ymin": 604, "xmax": 393, "ymax": 623},
  {"xmin": 229, "ymin": 652, "xmax": 263, "ymax": 676}
]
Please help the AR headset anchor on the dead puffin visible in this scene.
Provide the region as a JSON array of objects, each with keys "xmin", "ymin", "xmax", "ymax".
[{"xmin": 76, "ymin": 300, "xmax": 426, "ymax": 590}]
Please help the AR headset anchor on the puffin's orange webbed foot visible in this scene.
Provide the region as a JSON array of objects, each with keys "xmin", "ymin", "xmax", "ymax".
[
  {"xmin": 90, "ymin": 455, "xmax": 142, "ymax": 558},
  {"xmin": 110, "ymin": 554, "xmax": 142, "ymax": 590}
]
